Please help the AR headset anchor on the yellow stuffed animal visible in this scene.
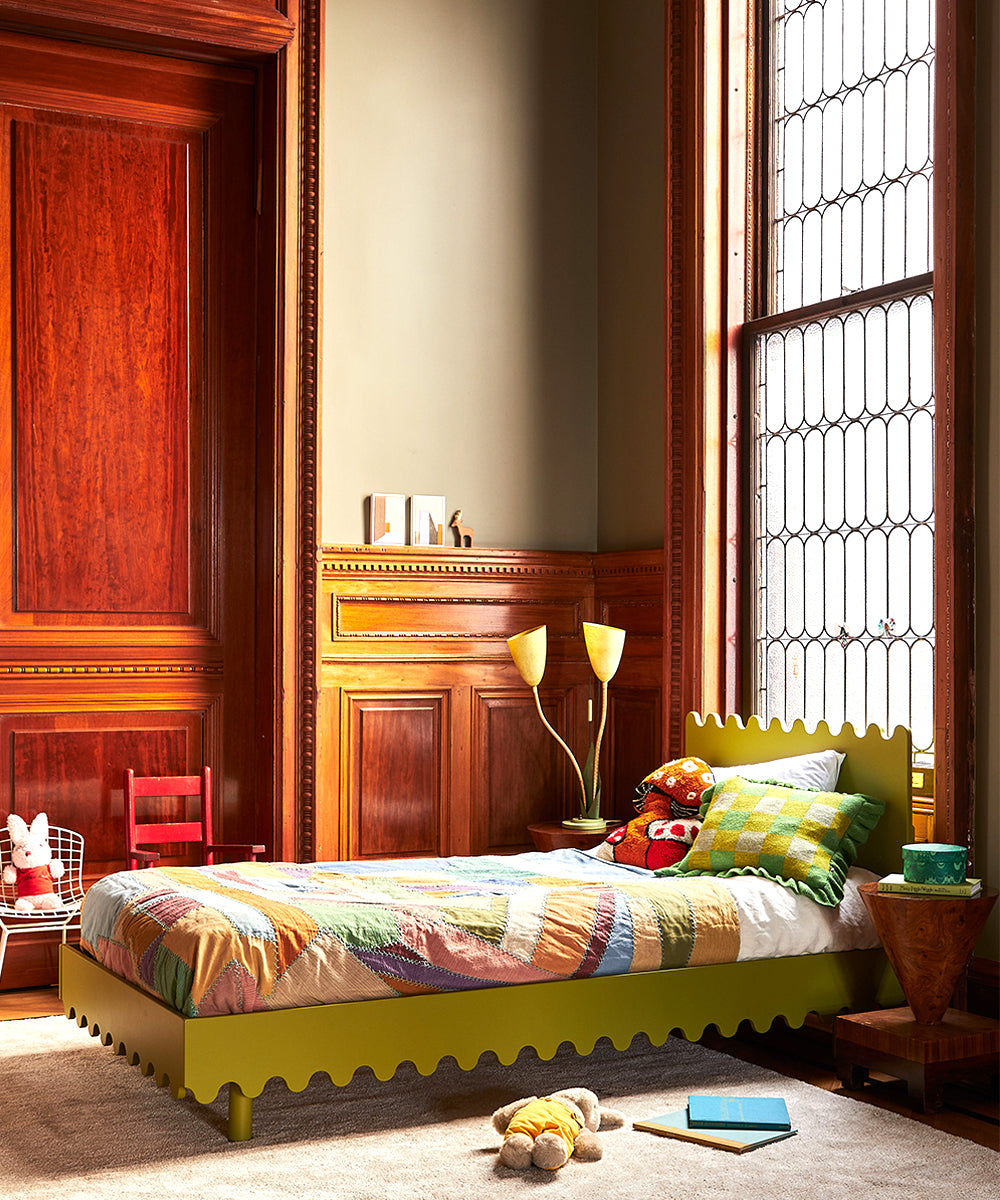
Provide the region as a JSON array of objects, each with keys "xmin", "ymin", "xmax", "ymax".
[{"xmin": 491, "ymin": 1087, "xmax": 625, "ymax": 1170}]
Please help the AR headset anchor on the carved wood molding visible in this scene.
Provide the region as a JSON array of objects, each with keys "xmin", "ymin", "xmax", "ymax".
[
  {"xmin": 663, "ymin": 0, "xmax": 705, "ymax": 756},
  {"xmin": 0, "ymin": 664, "xmax": 223, "ymax": 675},
  {"xmin": 294, "ymin": 0, "xmax": 321, "ymax": 860},
  {"xmin": 0, "ymin": 1, "xmax": 294, "ymax": 57},
  {"xmin": 322, "ymin": 545, "xmax": 595, "ymax": 581},
  {"xmin": 323, "ymin": 547, "xmax": 662, "ymax": 659}
]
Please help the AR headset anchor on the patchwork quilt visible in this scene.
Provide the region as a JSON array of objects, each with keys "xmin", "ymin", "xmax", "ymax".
[{"xmin": 80, "ymin": 856, "xmax": 741, "ymax": 1017}]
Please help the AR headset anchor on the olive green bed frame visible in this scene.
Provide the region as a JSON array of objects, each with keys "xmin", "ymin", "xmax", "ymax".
[{"xmin": 59, "ymin": 713, "xmax": 911, "ymax": 1141}]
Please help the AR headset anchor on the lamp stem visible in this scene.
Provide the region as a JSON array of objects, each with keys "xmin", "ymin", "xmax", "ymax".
[
  {"xmin": 591, "ymin": 680, "xmax": 609, "ymax": 816},
  {"xmin": 532, "ymin": 686, "xmax": 588, "ymax": 817}
]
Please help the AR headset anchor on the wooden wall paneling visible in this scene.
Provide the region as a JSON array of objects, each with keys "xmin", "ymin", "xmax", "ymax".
[
  {"xmin": 316, "ymin": 681, "xmax": 343, "ymax": 861},
  {"xmin": 11, "ymin": 110, "xmax": 199, "ymax": 620},
  {"xmin": 0, "ymin": 704, "xmax": 209, "ymax": 985},
  {"xmin": 449, "ymin": 683, "xmax": 473, "ymax": 858},
  {"xmin": 321, "ymin": 546, "xmax": 604, "ymax": 862},
  {"xmin": 605, "ymin": 687, "xmax": 663, "ymax": 823},
  {"xmin": 472, "ymin": 685, "xmax": 587, "ymax": 854},
  {"xmin": 2, "ymin": 712, "xmax": 206, "ymax": 877},
  {"xmin": 0, "ymin": 26, "xmax": 278, "ymax": 988},
  {"xmin": 343, "ymin": 691, "xmax": 449, "ymax": 860},
  {"xmin": 593, "ymin": 549, "xmax": 665, "ymax": 814},
  {"xmin": 320, "ymin": 546, "xmax": 663, "ymax": 860}
]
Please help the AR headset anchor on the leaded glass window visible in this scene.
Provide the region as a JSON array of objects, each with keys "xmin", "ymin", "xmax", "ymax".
[{"xmin": 750, "ymin": 0, "xmax": 935, "ymax": 754}]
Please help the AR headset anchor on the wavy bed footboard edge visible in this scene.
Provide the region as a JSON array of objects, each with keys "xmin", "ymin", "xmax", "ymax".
[{"xmin": 58, "ymin": 943, "xmax": 900, "ymax": 1141}]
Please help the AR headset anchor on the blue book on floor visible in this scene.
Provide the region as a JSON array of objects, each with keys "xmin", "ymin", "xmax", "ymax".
[
  {"xmin": 687, "ymin": 1095, "xmax": 791, "ymax": 1131},
  {"xmin": 633, "ymin": 1109, "xmax": 797, "ymax": 1153}
]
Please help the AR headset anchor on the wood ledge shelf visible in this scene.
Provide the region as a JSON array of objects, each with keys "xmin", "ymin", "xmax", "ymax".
[
  {"xmin": 322, "ymin": 544, "xmax": 664, "ymax": 581},
  {"xmin": 322, "ymin": 545, "xmax": 601, "ymax": 579}
]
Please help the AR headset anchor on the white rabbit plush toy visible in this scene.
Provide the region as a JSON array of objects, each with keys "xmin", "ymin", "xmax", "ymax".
[{"xmin": 3, "ymin": 812, "xmax": 65, "ymax": 911}]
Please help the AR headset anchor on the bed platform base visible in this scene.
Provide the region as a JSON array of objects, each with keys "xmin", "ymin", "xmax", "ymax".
[
  {"xmin": 60, "ymin": 942, "xmax": 900, "ymax": 1141},
  {"xmin": 60, "ymin": 713, "xmax": 912, "ymax": 1141}
]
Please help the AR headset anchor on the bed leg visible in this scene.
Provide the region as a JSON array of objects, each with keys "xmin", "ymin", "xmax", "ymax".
[{"xmin": 227, "ymin": 1083, "xmax": 252, "ymax": 1142}]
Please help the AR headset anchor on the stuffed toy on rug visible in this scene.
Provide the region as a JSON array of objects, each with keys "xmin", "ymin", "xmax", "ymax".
[
  {"xmin": 491, "ymin": 1087, "xmax": 625, "ymax": 1170},
  {"xmin": 2, "ymin": 812, "xmax": 65, "ymax": 911}
]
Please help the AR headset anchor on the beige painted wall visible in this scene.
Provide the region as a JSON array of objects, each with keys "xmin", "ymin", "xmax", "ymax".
[
  {"xmin": 320, "ymin": 0, "xmax": 665, "ymax": 552},
  {"xmin": 596, "ymin": 1, "xmax": 666, "ymax": 549},
  {"xmin": 322, "ymin": 0, "xmax": 599, "ymax": 551},
  {"xmin": 975, "ymin": 0, "xmax": 998, "ymax": 959}
]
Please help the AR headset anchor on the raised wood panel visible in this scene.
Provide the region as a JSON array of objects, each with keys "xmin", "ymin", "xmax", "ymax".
[
  {"xmin": 473, "ymin": 689, "xmax": 582, "ymax": 853},
  {"xmin": 12, "ymin": 114, "xmax": 196, "ymax": 617},
  {"xmin": 2, "ymin": 713, "xmax": 203, "ymax": 875},
  {"xmin": 0, "ymin": 709, "xmax": 205, "ymax": 987},
  {"xmin": 8, "ymin": 723, "xmax": 200, "ymax": 875},
  {"xmin": 345, "ymin": 693, "xmax": 447, "ymax": 860},
  {"xmin": 605, "ymin": 687, "xmax": 662, "ymax": 822},
  {"xmin": 334, "ymin": 597, "xmax": 581, "ymax": 641},
  {"xmin": 598, "ymin": 599, "xmax": 663, "ymax": 638}
]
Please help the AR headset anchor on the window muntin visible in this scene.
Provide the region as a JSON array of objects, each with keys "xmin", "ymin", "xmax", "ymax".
[
  {"xmin": 751, "ymin": 0, "xmax": 935, "ymax": 754},
  {"xmin": 770, "ymin": 0, "xmax": 934, "ymax": 309}
]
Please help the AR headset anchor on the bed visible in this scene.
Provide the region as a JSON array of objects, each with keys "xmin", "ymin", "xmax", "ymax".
[{"xmin": 59, "ymin": 712, "xmax": 911, "ymax": 1141}]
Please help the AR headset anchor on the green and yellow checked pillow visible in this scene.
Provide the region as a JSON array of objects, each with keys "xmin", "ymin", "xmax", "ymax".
[{"xmin": 655, "ymin": 775, "xmax": 885, "ymax": 906}]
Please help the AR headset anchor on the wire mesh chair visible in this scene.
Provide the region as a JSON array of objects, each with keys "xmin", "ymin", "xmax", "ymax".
[{"xmin": 0, "ymin": 825, "xmax": 85, "ymax": 983}]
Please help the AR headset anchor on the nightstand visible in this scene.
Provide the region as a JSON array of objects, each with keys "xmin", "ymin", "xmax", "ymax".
[
  {"xmin": 527, "ymin": 821, "xmax": 620, "ymax": 852},
  {"xmin": 835, "ymin": 882, "xmax": 998, "ymax": 1111}
]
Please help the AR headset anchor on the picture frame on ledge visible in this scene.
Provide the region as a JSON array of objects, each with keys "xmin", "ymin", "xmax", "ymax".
[
  {"xmin": 368, "ymin": 493, "xmax": 406, "ymax": 545},
  {"xmin": 409, "ymin": 495, "xmax": 446, "ymax": 546}
]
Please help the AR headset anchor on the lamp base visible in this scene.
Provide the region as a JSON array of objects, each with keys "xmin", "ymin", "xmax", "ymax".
[{"xmin": 561, "ymin": 817, "xmax": 608, "ymax": 832}]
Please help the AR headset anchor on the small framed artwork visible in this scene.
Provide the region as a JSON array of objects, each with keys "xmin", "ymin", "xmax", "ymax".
[
  {"xmin": 368, "ymin": 493, "xmax": 406, "ymax": 545},
  {"xmin": 409, "ymin": 495, "xmax": 446, "ymax": 546}
]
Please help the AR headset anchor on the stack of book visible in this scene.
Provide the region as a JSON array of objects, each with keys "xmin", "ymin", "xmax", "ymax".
[
  {"xmin": 876, "ymin": 873, "xmax": 982, "ymax": 897},
  {"xmin": 633, "ymin": 1094, "xmax": 796, "ymax": 1153}
]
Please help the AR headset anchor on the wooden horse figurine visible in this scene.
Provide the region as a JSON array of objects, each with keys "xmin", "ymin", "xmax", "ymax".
[{"xmin": 451, "ymin": 510, "xmax": 474, "ymax": 547}]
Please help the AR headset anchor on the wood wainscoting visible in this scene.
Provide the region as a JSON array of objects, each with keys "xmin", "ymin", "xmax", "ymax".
[
  {"xmin": 318, "ymin": 546, "xmax": 664, "ymax": 863},
  {"xmin": 0, "ymin": 2, "xmax": 303, "ymax": 989}
]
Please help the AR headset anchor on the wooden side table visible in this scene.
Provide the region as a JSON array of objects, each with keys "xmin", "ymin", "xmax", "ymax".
[
  {"xmin": 836, "ymin": 1006, "xmax": 1000, "ymax": 1113},
  {"xmin": 527, "ymin": 822, "xmax": 620, "ymax": 852},
  {"xmin": 835, "ymin": 882, "xmax": 999, "ymax": 1111},
  {"xmin": 856, "ymin": 882, "xmax": 997, "ymax": 1023}
]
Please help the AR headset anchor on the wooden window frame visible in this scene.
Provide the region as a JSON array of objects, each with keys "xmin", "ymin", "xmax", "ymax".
[{"xmin": 664, "ymin": 1, "xmax": 976, "ymax": 852}]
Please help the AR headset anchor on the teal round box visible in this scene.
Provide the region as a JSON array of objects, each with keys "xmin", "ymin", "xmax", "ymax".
[{"xmin": 901, "ymin": 843, "xmax": 967, "ymax": 885}]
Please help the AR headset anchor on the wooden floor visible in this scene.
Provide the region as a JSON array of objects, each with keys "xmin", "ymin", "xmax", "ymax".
[
  {"xmin": 699, "ymin": 1016, "xmax": 999, "ymax": 1151},
  {"xmin": 2, "ymin": 987, "xmax": 996, "ymax": 1151}
]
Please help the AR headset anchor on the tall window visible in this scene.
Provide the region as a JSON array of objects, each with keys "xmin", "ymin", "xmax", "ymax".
[{"xmin": 747, "ymin": 0, "xmax": 936, "ymax": 756}]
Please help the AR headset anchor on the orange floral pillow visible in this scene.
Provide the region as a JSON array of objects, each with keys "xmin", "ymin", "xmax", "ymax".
[{"xmin": 633, "ymin": 757, "xmax": 715, "ymax": 816}]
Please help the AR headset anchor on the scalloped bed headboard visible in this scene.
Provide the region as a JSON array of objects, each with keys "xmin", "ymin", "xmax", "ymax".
[{"xmin": 684, "ymin": 712, "xmax": 913, "ymax": 879}]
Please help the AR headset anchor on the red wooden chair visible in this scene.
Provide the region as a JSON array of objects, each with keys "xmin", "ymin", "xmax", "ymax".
[{"xmin": 123, "ymin": 767, "xmax": 265, "ymax": 869}]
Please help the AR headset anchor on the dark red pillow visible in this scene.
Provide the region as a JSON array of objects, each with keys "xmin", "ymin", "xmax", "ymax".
[{"xmin": 598, "ymin": 812, "xmax": 702, "ymax": 869}]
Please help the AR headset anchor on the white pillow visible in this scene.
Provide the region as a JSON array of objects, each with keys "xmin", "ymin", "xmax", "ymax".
[{"xmin": 706, "ymin": 748, "xmax": 845, "ymax": 792}]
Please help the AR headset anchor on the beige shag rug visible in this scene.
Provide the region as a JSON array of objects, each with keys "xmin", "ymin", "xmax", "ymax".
[{"xmin": 1, "ymin": 1015, "xmax": 996, "ymax": 1199}]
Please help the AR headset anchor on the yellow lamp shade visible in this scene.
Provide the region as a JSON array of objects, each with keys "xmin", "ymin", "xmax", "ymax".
[
  {"xmin": 507, "ymin": 625, "xmax": 547, "ymax": 686},
  {"xmin": 583, "ymin": 622, "xmax": 626, "ymax": 682}
]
